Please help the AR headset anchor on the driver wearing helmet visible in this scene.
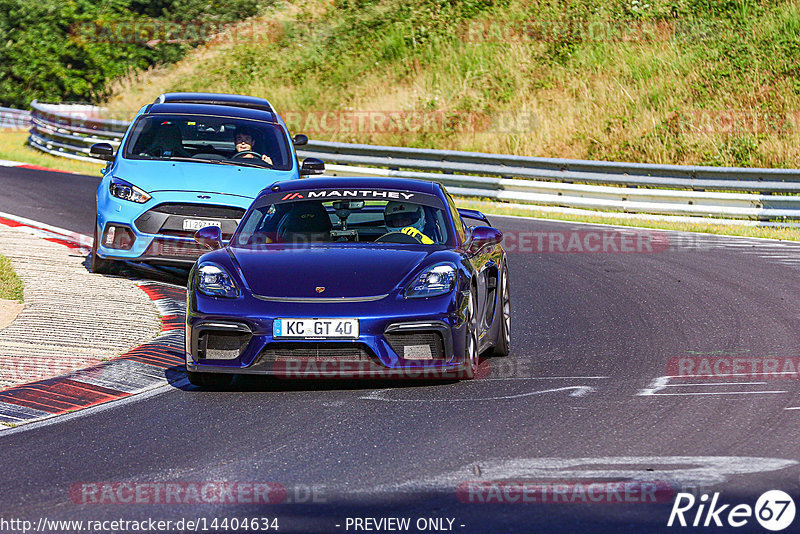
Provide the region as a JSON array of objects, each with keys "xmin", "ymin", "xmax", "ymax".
[{"xmin": 384, "ymin": 201, "xmax": 434, "ymax": 244}]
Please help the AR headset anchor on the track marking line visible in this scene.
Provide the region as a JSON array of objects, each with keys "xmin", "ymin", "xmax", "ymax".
[
  {"xmin": 644, "ymin": 391, "xmax": 787, "ymax": 396},
  {"xmin": 483, "ymin": 375, "xmax": 609, "ymax": 380},
  {"xmin": 638, "ymin": 376, "xmax": 788, "ymax": 396},
  {"xmin": 0, "ymin": 209, "xmax": 90, "ymax": 243},
  {"xmin": 665, "ymin": 381, "xmax": 769, "ymax": 387},
  {"xmin": 0, "ymin": 158, "xmax": 89, "ymax": 174},
  {"xmin": 360, "ymin": 385, "xmax": 595, "ymax": 402},
  {"xmin": 0, "ymin": 378, "xmax": 185, "ymax": 436}
]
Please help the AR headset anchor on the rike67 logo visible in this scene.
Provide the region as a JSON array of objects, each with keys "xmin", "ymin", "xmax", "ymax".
[{"xmin": 668, "ymin": 490, "xmax": 796, "ymax": 531}]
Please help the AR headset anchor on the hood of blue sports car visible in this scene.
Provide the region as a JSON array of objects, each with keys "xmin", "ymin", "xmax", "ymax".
[
  {"xmin": 231, "ymin": 246, "xmax": 437, "ymax": 298},
  {"xmin": 111, "ymin": 158, "xmax": 296, "ymax": 198}
]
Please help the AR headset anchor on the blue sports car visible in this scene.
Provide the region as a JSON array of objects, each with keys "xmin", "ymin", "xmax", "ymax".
[
  {"xmin": 89, "ymin": 92, "xmax": 324, "ymax": 273},
  {"xmin": 184, "ymin": 176, "xmax": 511, "ymax": 387}
]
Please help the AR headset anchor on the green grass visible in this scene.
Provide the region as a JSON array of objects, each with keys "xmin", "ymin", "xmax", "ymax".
[
  {"xmin": 0, "ymin": 254, "xmax": 24, "ymax": 302},
  {"xmin": 0, "ymin": 131, "xmax": 104, "ymax": 176},
  {"xmin": 106, "ymin": 0, "xmax": 800, "ymax": 168}
]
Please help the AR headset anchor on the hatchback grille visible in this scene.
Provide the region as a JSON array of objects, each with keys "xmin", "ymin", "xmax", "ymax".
[
  {"xmin": 134, "ymin": 203, "xmax": 245, "ymax": 238},
  {"xmin": 149, "ymin": 203, "xmax": 246, "ymax": 218},
  {"xmin": 144, "ymin": 238, "xmax": 206, "ymax": 260},
  {"xmin": 384, "ymin": 331, "xmax": 445, "ymax": 360}
]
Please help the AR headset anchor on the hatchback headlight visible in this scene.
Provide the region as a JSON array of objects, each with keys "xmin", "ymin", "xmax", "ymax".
[
  {"xmin": 109, "ymin": 178, "xmax": 151, "ymax": 203},
  {"xmin": 196, "ymin": 263, "xmax": 239, "ymax": 298},
  {"xmin": 404, "ymin": 263, "xmax": 457, "ymax": 298}
]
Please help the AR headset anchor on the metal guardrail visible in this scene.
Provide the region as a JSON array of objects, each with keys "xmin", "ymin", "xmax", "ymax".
[
  {"xmin": 27, "ymin": 101, "xmax": 125, "ymax": 163},
  {"xmin": 21, "ymin": 101, "xmax": 800, "ymax": 220},
  {"xmin": 0, "ymin": 106, "xmax": 31, "ymax": 130}
]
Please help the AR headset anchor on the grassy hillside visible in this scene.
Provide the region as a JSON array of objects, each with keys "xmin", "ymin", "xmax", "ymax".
[{"xmin": 105, "ymin": 0, "xmax": 800, "ymax": 168}]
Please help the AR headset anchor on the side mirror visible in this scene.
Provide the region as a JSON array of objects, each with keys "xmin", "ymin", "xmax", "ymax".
[
  {"xmin": 457, "ymin": 208, "xmax": 490, "ymax": 225},
  {"xmin": 300, "ymin": 157, "xmax": 325, "ymax": 176},
  {"xmin": 194, "ymin": 225, "xmax": 223, "ymax": 250},
  {"xmin": 467, "ymin": 226, "xmax": 503, "ymax": 255},
  {"xmin": 293, "ymin": 134, "xmax": 309, "ymax": 146},
  {"xmin": 90, "ymin": 142, "xmax": 115, "ymax": 161}
]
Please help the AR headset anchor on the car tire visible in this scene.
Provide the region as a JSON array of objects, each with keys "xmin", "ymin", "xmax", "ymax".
[
  {"xmin": 490, "ymin": 263, "xmax": 511, "ymax": 357},
  {"xmin": 90, "ymin": 219, "xmax": 115, "ymax": 274},
  {"xmin": 186, "ymin": 370, "xmax": 234, "ymax": 389},
  {"xmin": 459, "ymin": 290, "xmax": 479, "ymax": 380}
]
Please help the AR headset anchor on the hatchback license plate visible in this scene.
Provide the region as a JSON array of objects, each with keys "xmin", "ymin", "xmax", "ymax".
[{"xmin": 183, "ymin": 219, "xmax": 221, "ymax": 231}]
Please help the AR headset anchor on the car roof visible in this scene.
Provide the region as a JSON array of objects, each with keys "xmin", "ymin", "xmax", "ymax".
[
  {"xmin": 144, "ymin": 102, "xmax": 278, "ymax": 123},
  {"xmin": 155, "ymin": 92, "xmax": 273, "ymax": 111},
  {"xmin": 265, "ymin": 176, "xmax": 444, "ymax": 196}
]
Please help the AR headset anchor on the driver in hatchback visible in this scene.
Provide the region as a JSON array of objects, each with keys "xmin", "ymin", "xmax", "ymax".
[{"xmin": 234, "ymin": 129, "xmax": 273, "ymax": 165}]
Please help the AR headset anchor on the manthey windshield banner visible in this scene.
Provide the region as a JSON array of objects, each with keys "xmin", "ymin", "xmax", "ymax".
[{"xmin": 255, "ymin": 189, "xmax": 445, "ymax": 209}]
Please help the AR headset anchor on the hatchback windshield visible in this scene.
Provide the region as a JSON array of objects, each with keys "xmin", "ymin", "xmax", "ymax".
[
  {"xmin": 234, "ymin": 191, "xmax": 452, "ymax": 246},
  {"xmin": 123, "ymin": 114, "xmax": 292, "ymax": 170}
]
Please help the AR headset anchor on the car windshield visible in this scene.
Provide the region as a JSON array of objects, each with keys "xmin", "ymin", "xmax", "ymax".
[
  {"xmin": 234, "ymin": 190, "xmax": 452, "ymax": 247},
  {"xmin": 122, "ymin": 114, "xmax": 292, "ymax": 170}
]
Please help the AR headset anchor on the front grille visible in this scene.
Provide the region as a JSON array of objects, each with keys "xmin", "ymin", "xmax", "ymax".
[
  {"xmin": 197, "ymin": 331, "xmax": 252, "ymax": 360},
  {"xmin": 259, "ymin": 342, "xmax": 373, "ymax": 362},
  {"xmin": 155, "ymin": 230, "xmax": 197, "ymax": 239},
  {"xmin": 385, "ymin": 331, "xmax": 445, "ymax": 360},
  {"xmin": 134, "ymin": 203, "xmax": 245, "ymax": 238},
  {"xmin": 150, "ymin": 203, "xmax": 246, "ymax": 218},
  {"xmin": 144, "ymin": 238, "xmax": 206, "ymax": 260}
]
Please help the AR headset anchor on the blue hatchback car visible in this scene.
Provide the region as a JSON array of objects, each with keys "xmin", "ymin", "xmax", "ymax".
[
  {"xmin": 89, "ymin": 92, "xmax": 324, "ymax": 272},
  {"xmin": 184, "ymin": 176, "xmax": 511, "ymax": 387}
]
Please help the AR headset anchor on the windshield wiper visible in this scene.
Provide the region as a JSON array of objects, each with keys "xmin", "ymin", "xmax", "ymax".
[
  {"xmin": 159, "ymin": 156, "xmax": 268, "ymax": 169},
  {"xmin": 163, "ymin": 156, "xmax": 224, "ymax": 165},
  {"xmin": 213, "ymin": 159, "xmax": 269, "ymax": 169}
]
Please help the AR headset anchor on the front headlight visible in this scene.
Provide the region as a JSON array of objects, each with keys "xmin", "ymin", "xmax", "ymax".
[
  {"xmin": 109, "ymin": 178, "xmax": 151, "ymax": 203},
  {"xmin": 196, "ymin": 263, "xmax": 239, "ymax": 298},
  {"xmin": 404, "ymin": 263, "xmax": 457, "ymax": 298}
]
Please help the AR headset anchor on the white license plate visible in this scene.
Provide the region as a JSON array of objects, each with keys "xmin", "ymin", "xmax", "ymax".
[
  {"xmin": 273, "ymin": 318, "xmax": 359, "ymax": 339},
  {"xmin": 183, "ymin": 219, "xmax": 222, "ymax": 231}
]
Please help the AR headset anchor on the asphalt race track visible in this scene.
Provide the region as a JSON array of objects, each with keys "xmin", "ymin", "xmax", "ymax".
[
  {"xmin": 2, "ymin": 166, "xmax": 800, "ymax": 533},
  {"xmin": 0, "ymin": 167, "xmax": 100, "ymax": 234}
]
